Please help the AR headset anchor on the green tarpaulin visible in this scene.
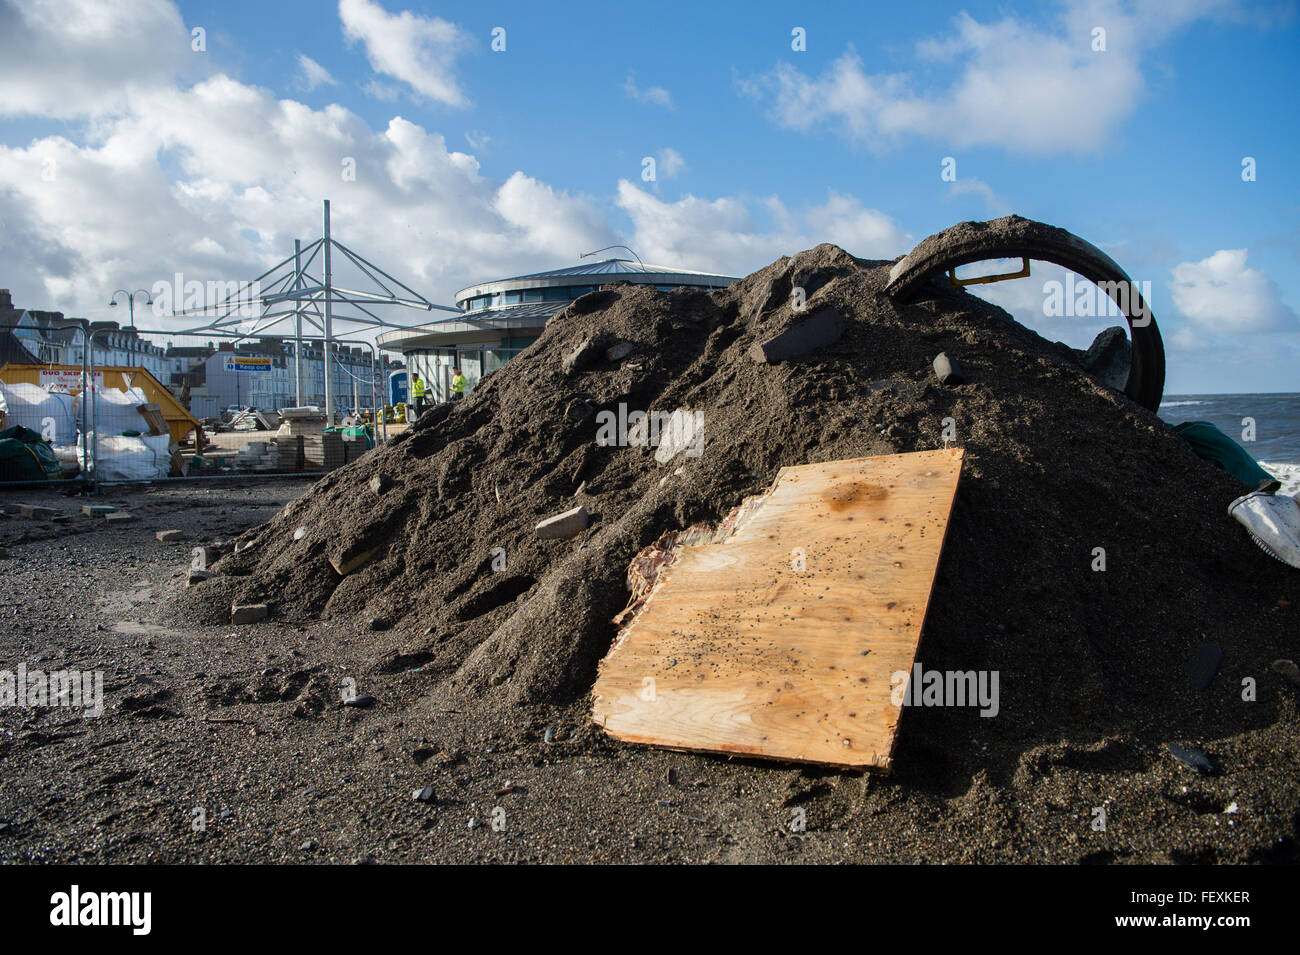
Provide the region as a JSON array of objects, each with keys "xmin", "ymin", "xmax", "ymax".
[
  {"xmin": 1173, "ymin": 420, "xmax": 1274, "ymax": 488},
  {"xmin": 0, "ymin": 425, "xmax": 62, "ymax": 483}
]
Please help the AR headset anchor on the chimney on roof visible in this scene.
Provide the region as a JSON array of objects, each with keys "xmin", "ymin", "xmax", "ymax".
[{"xmin": 0, "ymin": 289, "xmax": 11, "ymax": 308}]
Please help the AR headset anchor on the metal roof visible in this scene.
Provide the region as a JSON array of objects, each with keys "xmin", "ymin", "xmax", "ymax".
[
  {"xmin": 454, "ymin": 258, "xmax": 737, "ymax": 304},
  {"xmin": 375, "ymin": 300, "xmax": 567, "ymax": 352},
  {"xmin": 493, "ymin": 258, "xmax": 729, "ymax": 282}
]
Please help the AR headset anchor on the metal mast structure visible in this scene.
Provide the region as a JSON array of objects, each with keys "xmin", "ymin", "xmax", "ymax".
[{"xmin": 171, "ymin": 199, "xmax": 459, "ymax": 420}]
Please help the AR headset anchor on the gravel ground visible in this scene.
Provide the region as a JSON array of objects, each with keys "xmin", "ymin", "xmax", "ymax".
[
  {"xmin": 0, "ymin": 476, "xmax": 1296, "ymax": 865},
  {"xmin": 0, "ymin": 480, "xmax": 874, "ymax": 864}
]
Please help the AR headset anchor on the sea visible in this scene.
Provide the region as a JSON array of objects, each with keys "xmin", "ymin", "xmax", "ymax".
[{"xmin": 1158, "ymin": 393, "xmax": 1300, "ymax": 496}]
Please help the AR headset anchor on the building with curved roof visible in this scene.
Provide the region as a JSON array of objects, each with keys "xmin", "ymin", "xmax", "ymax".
[{"xmin": 377, "ymin": 259, "xmax": 737, "ymax": 403}]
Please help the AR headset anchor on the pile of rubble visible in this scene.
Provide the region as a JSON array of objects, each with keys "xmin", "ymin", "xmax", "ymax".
[
  {"xmin": 175, "ymin": 219, "xmax": 1296, "ymax": 864},
  {"xmin": 184, "ymin": 217, "xmax": 1290, "ymax": 728}
]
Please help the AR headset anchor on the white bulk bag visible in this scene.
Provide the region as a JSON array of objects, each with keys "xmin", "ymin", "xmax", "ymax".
[
  {"xmin": 0, "ymin": 382, "xmax": 79, "ymax": 444},
  {"xmin": 79, "ymin": 386, "xmax": 150, "ymax": 436},
  {"xmin": 78, "ymin": 432, "xmax": 172, "ymax": 481}
]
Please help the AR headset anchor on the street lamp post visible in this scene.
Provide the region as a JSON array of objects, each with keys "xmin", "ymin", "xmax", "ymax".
[
  {"xmin": 109, "ymin": 288, "xmax": 153, "ymax": 370},
  {"xmin": 109, "ymin": 288, "xmax": 152, "ymax": 329}
]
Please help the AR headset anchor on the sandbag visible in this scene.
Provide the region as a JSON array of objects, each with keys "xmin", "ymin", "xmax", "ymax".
[{"xmin": 1229, "ymin": 491, "xmax": 1300, "ymax": 571}]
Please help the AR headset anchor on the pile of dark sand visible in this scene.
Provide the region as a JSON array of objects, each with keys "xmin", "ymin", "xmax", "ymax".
[{"xmin": 181, "ymin": 238, "xmax": 1298, "ymax": 858}]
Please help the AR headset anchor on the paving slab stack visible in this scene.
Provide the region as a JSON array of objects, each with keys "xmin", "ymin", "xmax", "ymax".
[
  {"xmin": 273, "ymin": 435, "xmax": 304, "ymax": 471},
  {"xmin": 303, "ymin": 432, "xmax": 345, "ymax": 470}
]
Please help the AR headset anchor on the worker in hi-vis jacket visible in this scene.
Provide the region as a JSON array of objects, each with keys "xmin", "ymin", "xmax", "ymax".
[{"xmin": 411, "ymin": 373, "xmax": 427, "ymax": 417}]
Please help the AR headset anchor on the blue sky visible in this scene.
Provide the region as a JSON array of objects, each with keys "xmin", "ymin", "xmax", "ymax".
[{"xmin": 1, "ymin": 0, "xmax": 1297, "ymax": 392}]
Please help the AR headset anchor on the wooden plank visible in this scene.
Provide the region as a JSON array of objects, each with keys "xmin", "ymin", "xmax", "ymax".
[
  {"xmin": 136, "ymin": 404, "xmax": 170, "ymax": 436},
  {"xmin": 591, "ymin": 449, "xmax": 964, "ymax": 771}
]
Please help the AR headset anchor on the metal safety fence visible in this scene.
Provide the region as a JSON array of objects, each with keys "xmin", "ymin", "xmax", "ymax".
[{"xmin": 0, "ymin": 322, "xmax": 400, "ymax": 490}]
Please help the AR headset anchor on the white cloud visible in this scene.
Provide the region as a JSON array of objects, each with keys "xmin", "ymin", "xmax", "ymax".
[
  {"xmin": 657, "ymin": 148, "xmax": 686, "ymax": 179},
  {"xmin": 624, "ymin": 73, "xmax": 673, "ymax": 109},
  {"xmin": 741, "ymin": 1, "xmax": 1235, "ymax": 155},
  {"xmin": 0, "ymin": 0, "xmax": 189, "ymax": 119},
  {"xmin": 338, "ymin": 0, "xmax": 472, "ymax": 107},
  {"xmin": 1169, "ymin": 249, "xmax": 1299, "ymax": 333},
  {"xmin": 967, "ymin": 262, "xmax": 1128, "ymax": 349},
  {"xmin": 946, "ymin": 178, "xmax": 1012, "ymax": 216},
  {"xmin": 616, "ymin": 182, "xmax": 908, "ymax": 276},
  {"xmin": 295, "ymin": 53, "xmax": 337, "ymax": 91},
  {"xmin": 465, "ymin": 130, "xmax": 495, "ymax": 152},
  {"xmin": 494, "ymin": 172, "xmax": 617, "ymax": 256},
  {"xmin": 363, "ymin": 79, "xmax": 401, "ymax": 102},
  {"xmin": 0, "ymin": 64, "xmax": 616, "ymax": 326},
  {"xmin": 1168, "ymin": 327, "xmax": 1214, "ymax": 351}
]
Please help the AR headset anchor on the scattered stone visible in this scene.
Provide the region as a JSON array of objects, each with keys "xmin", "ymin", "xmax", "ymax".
[
  {"xmin": 104, "ymin": 511, "xmax": 136, "ymax": 523},
  {"xmin": 186, "ymin": 570, "xmax": 213, "ymax": 588},
  {"xmin": 300, "ymin": 839, "xmax": 316, "ymax": 851},
  {"xmin": 536, "ymin": 504, "xmax": 590, "ymax": 540},
  {"xmin": 330, "ymin": 544, "xmax": 380, "ymax": 576},
  {"xmin": 564, "ymin": 398, "xmax": 595, "ymax": 422},
  {"xmin": 1188, "ymin": 642, "xmax": 1222, "ymax": 691},
  {"xmin": 605, "ymin": 340, "xmax": 635, "ymax": 361},
  {"xmin": 293, "ymin": 526, "xmax": 307, "ymax": 541},
  {"xmin": 932, "ymin": 352, "xmax": 966, "ymax": 386},
  {"xmin": 412, "ymin": 786, "xmax": 435, "ymax": 802},
  {"xmin": 653, "ymin": 408, "xmax": 705, "ymax": 464},
  {"xmin": 155, "ymin": 529, "xmax": 184, "ymax": 543},
  {"xmin": 344, "ymin": 694, "xmax": 375, "ymax": 708},
  {"xmin": 1271, "ymin": 658, "xmax": 1300, "ymax": 688},
  {"xmin": 467, "ymin": 817, "xmax": 481, "ymax": 830},
  {"xmin": 747, "ymin": 306, "xmax": 843, "ymax": 364},
  {"xmin": 19, "ymin": 504, "xmax": 56, "ymax": 519},
  {"xmin": 1167, "ymin": 742, "xmax": 1214, "ymax": 774},
  {"xmin": 230, "ymin": 602, "xmax": 269, "ymax": 625},
  {"xmin": 1081, "ymin": 326, "xmax": 1132, "ymax": 391},
  {"xmin": 543, "ymin": 727, "xmax": 555, "ymax": 744},
  {"xmin": 562, "ymin": 332, "xmax": 613, "ymax": 375},
  {"xmin": 368, "ymin": 473, "xmax": 392, "ymax": 496}
]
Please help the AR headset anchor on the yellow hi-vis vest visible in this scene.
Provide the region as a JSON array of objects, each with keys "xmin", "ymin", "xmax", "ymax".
[
  {"xmin": 412, "ymin": 377, "xmax": 426, "ymax": 398},
  {"xmin": 451, "ymin": 374, "xmax": 467, "ymax": 394}
]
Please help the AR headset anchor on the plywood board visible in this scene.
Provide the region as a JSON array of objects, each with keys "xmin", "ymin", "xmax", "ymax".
[{"xmin": 591, "ymin": 449, "xmax": 964, "ymax": 770}]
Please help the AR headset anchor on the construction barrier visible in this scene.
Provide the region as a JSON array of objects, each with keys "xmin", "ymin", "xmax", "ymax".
[{"xmin": 0, "ymin": 323, "xmax": 393, "ymax": 488}]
